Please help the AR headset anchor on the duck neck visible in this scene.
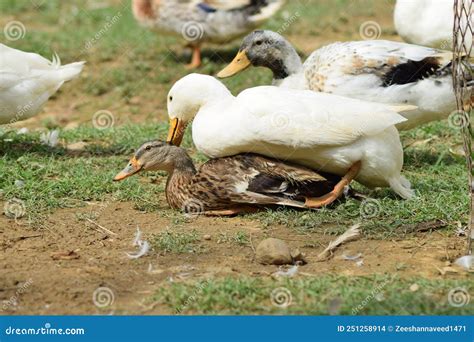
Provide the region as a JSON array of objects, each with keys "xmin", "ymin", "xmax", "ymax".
[
  {"xmin": 165, "ymin": 153, "xmax": 197, "ymax": 209},
  {"xmin": 269, "ymin": 44, "xmax": 302, "ymax": 81}
]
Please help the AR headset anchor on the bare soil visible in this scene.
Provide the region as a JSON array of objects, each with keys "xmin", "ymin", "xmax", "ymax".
[{"xmin": 0, "ymin": 201, "xmax": 468, "ymax": 314}]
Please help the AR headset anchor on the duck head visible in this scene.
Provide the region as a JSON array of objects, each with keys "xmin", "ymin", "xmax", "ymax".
[
  {"xmin": 217, "ymin": 30, "xmax": 302, "ymax": 80},
  {"xmin": 166, "ymin": 73, "xmax": 231, "ymax": 146},
  {"xmin": 114, "ymin": 141, "xmax": 194, "ymax": 181}
]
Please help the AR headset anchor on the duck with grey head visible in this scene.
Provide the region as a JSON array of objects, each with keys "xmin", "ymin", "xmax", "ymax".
[{"xmin": 217, "ymin": 30, "xmax": 474, "ymax": 131}]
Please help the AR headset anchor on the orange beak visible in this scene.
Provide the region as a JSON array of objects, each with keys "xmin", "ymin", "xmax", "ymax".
[
  {"xmin": 166, "ymin": 118, "xmax": 186, "ymax": 146},
  {"xmin": 217, "ymin": 49, "xmax": 251, "ymax": 78},
  {"xmin": 113, "ymin": 157, "xmax": 142, "ymax": 181}
]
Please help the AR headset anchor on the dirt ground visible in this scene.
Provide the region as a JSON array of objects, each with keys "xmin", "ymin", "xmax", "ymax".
[{"xmin": 0, "ymin": 201, "xmax": 468, "ymax": 315}]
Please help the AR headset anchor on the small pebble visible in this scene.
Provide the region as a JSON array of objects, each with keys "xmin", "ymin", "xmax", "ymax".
[
  {"xmin": 203, "ymin": 234, "xmax": 211, "ymax": 240},
  {"xmin": 14, "ymin": 180, "xmax": 25, "ymax": 188},
  {"xmin": 256, "ymin": 238, "xmax": 292, "ymax": 265}
]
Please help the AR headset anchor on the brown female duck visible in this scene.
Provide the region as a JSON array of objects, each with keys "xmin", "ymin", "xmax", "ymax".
[{"xmin": 114, "ymin": 141, "xmax": 359, "ymax": 216}]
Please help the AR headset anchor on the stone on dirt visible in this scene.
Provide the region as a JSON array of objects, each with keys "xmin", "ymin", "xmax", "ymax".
[{"xmin": 256, "ymin": 238, "xmax": 292, "ymax": 265}]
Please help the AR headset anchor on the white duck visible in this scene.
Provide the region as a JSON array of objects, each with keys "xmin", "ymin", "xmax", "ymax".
[
  {"xmin": 394, "ymin": 0, "xmax": 472, "ymax": 51},
  {"xmin": 217, "ymin": 30, "xmax": 473, "ymax": 130},
  {"xmin": 165, "ymin": 74, "xmax": 415, "ymax": 201},
  {"xmin": 132, "ymin": 0, "xmax": 285, "ymax": 68},
  {"xmin": 0, "ymin": 44, "xmax": 84, "ymax": 125}
]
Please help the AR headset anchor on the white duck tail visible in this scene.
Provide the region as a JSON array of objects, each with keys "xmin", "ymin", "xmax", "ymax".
[
  {"xmin": 0, "ymin": 44, "xmax": 84, "ymax": 124},
  {"xmin": 55, "ymin": 61, "xmax": 85, "ymax": 83},
  {"xmin": 246, "ymin": 0, "xmax": 286, "ymax": 24},
  {"xmin": 39, "ymin": 53, "xmax": 84, "ymax": 89},
  {"xmin": 389, "ymin": 176, "xmax": 414, "ymax": 200}
]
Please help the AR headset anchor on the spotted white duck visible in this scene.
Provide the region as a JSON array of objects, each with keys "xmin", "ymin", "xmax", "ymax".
[
  {"xmin": 132, "ymin": 0, "xmax": 285, "ymax": 68},
  {"xmin": 218, "ymin": 30, "xmax": 473, "ymax": 131}
]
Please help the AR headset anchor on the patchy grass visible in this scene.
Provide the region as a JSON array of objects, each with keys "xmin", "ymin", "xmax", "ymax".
[
  {"xmin": 1, "ymin": 120, "xmax": 468, "ymax": 235},
  {"xmin": 153, "ymin": 275, "xmax": 474, "ymax": 315},
  {"xmin": 152, "ymin": 229, "xmax": 203, "ymax": 254},
  {"xmin": 217, "ymin": 231, "xmax": 251, "ymax": 247}
]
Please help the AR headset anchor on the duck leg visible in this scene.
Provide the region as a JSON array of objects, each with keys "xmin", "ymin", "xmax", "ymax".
[
  {"xmin": 304, "ymin": 161, "xmax": 362, "ymax": 208},
  {"xmin": 185, "ymin": 44, "xmax": 201, "ymax": 69}
]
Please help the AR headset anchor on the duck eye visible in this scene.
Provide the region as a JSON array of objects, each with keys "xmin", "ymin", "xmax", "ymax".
[
  {"xmin": 255, "ymin": 40, "xmax": 263, "ymax": 46},
  {"xmin": 169, "ymin": 96, "xmax": 173, "ymax": 102},
  {"xmin": 145, "ymin": 146, "xmax": 151, "ymax": 151}
]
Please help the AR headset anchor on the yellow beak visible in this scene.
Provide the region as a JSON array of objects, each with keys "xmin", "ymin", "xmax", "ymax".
[
  {"xmin": 166, "ymin": 118, "xmax": 186, "ymax": 146},
  {"xmin": 217, "ymin": 50, "xmax": 251, "ymax": 78},
  {"xmin": 113, "ymin": 157, "xmax": 142, "ymax": 181}
]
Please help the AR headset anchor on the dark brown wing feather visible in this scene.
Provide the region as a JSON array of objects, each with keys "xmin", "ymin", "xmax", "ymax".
[
  {"xmin": 240, "ymin": 154, "xmax": 341, "ymax": 201},
  {"xmin": 178, "ymin": 153, "xmax": 340, "ymax": 211}
]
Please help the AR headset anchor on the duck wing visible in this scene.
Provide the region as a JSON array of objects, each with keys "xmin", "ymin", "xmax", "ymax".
[
  {"xmin": 201, "ymin": 0, "xmax": 256, "ymax": 10},
  {"xmin": 243, "ymin": 154, "xmax": 341, "ymax": 200},
  {"xmin": 306, "ymin": 40, "xmax": 468, "ymax": 92},
  {"xmin": 191, "ymin": 154, "xmax": 338, "ymax": 209},
  {"xmin": 202, "ymin": 0, "xmax": 284, "ymax": 16},
  {"xmin": 235, "ymin": 86, "xmax": 407, "ymax": 147}
]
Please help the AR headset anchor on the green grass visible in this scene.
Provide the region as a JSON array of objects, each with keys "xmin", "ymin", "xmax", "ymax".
[
  {"xmin": 217, "ymin": 231, "xmax": 251, "ymax": 247},
  {"xmin": 1, "ymin": 120, "xmax": 468, "ymax": 234},
  {"xmin": 153, "ymin": 275, "xmax": 474, "ymax": 315},
  {"xmin": 152, "ymin": 229, "xmax": 203, "ymax": 254}
]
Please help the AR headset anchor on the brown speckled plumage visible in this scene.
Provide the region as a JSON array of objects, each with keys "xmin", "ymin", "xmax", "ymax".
[
  {"xmin": 131, "ymin": 0, "xmax": 285, "ymax": 44},
  {"xmin": 167, "ymin": 153, "xmax": 341, "ymax": 212},
  {"xmin": 120, "ymin": 141, "xmax": 342, "ymax": 215}
]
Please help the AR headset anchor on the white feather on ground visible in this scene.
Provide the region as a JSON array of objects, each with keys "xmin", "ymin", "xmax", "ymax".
[
  {"xmin": 126, "ymin": 227, "xmax": 150, "ymax": 259},
  {"xmin": 316, "ymin": 224, "xmax": 361, "ymax": 261}
]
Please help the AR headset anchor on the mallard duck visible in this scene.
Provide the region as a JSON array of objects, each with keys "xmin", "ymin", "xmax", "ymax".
[
  {"xmin": 0, "ymin": 44, "xmax": 84, "ymax": 125},
  {"xmin": 113, "ymin": 141, "xmax": 354, "ymax": 214},
  {"xmin": 132, "ymin": 0, "xmax": 285, "ymax": 68},
  {"xmin": 165, "ymin": 74, "xmax": 415, "ymax": 200},
  {"xmin": 217, "ymin": 30, "xmax": 474, "ymax": 130},
  {"xmin": 394, "ymin": 0, "xmax": 472, "ymax": 51}
]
